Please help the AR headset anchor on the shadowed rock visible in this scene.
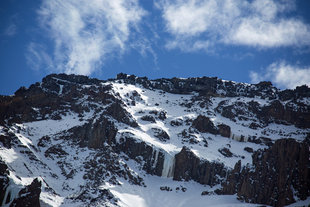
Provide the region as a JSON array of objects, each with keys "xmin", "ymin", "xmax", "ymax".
[
  {"xmin": 221, "ymin": 138, "xmax": 310, "ymax": 207},
  {"xmin": 192, "ymin": 115, "xmax": 219, "ymax": 135},
  {"xmin": 174, "ymin": 146, "xmax": 227, "ymax": 186}
]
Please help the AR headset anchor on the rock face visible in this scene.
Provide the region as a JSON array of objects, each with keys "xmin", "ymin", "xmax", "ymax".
[
  {"xmin": 116, "ymin": 134, "xmax": 164, "ymax": 176},
  {"xmin": 1, "ymin": 73, "xmax": 310, "ymax": 206},
  {"xmin": 222, "ymin": 139, "xmax": 310, "ymax": 206},
  {"xmin": 217, "ymin": 124, "xmax": 231, "ymax": 138},
  {"xmin": 0, "ymin": 159, "xmax": 10, "ymax": 205},
  {"xmin": 174, "ymin": 147, "xmax": 227, "ymax": 186},
  {"xmin": 10, "ymin": 178, "xmax": 42, "ymax": 207},
  {"xmin": 192, "ymin": 115, "xmax": 218, "ymax": 135},
  {"xmin": 104, "ymin": 102, "xmax": 138, "ymax": 128},
  {"xmin": 216, "ymin": 99, "xmax": 310, "ymax": 129},
  {"xmin": 151, "ymin": 128, "xmax": 170, "ymax": 142},
  {"xmin": 67, "ymin": 116, "xmax": 117, "ymax": 148}
]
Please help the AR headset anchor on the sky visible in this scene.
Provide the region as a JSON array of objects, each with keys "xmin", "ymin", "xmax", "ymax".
[{"xmin": 1, "ymin": 0, "xmax": 310, "ymax": 95}]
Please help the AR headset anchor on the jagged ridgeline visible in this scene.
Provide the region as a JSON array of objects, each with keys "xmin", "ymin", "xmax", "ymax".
[{"xmin": 0, "ymin": 73, "xmax": 309, "ymax": 207}]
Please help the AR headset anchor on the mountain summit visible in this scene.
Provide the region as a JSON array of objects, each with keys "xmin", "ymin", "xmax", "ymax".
[{"xmin": 0, "ymin": 73, "xmax": 309, "ymax": 207}]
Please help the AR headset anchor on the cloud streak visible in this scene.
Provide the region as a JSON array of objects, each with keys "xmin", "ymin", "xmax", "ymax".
[
  {"xmin": 250, "ymin": 61, "xmax": 310, "ymax": 89},
  {"xmin": 35, "ymin": 0, "xmax": 146, "ymax": 75},
  {"xmin": 25, "ymin": 42, "xmax": 53, "ymax": 71},
  {"xmin": 158, "ymin": 0, "xmax": 310, "ymax": 51},
  {"xmin": 4, "ymin": 24, "xmax": 17, "ymax": 36}
]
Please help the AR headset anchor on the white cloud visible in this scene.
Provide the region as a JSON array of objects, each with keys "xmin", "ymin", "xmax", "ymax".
[
  {"xmin": 4, "ymin": 24, "xmax": 17, "ymax": 36},
  {"xmin": 159, "ymin": 0, "xmax": 310, "ymax": 51},
  {"xmin": 250, "ymin": 62, "xmax": 310, "ymax": 89},
  {"xmin": 36, "ymin": 0, "xmax": 146, "ymax": 75},
  {"xmin": 26, "ymin": 42, "xmax": 54, "ymax": 71},
  {"xmin": 228, "ymin": 18, "xmax": 310, "ymax": 48}
]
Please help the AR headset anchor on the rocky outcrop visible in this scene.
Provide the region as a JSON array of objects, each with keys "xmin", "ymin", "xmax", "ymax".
[
  {"xmin": 174, "ymin": 147, "xmax": 227, "ymax": 186},
  {"xmin": 261, "ymin": 100, "xmax": 310, "ymax": 128},
  {"xmin": 217, "ymin": 124, "xmax": 231, "ymax": 138},
  {"xmin": 9, "ymin": 178, "xmax": 41, "ymax": 207},
  {"xmin": 104, "ymin": 102, "xmax": 138, "ymax": 127},
  {"xmin": 151, "ymin": 128, "xmax": 170, "ymax": 142},
  {"xmin": 0, "ymin": 159, "xmax": 10, "ymax": 205},
  {"xmin": 67, "ymin": 116, "xmax": 117, "ymax": 148},
  {"xmin": 216, "ymin": 99, "xmax": 310, "ymax": 129},
  {"xmin": 141, "ymin": 115, "xmax": 156, "ymax": 123},
  {"xmin": 83, "ymin": 146, "xmax": 144, "ymax": 187},
  {"xmin": 0, "ymin": 161, "xmax": 41, "ymax": 207},
  {"xmin": 221, "ymin": 139, "xmax": 310, "ymax": 206},
  {"xmin": 221, "ymin": 160, "xmax": 241, "ymax": 195},
  {"xmin": 279, "ymin": 85, "xmax": 310, "ymax": 101},
  {"xmin": 116, "ymin": 133, "xmax": 164, "ymax": 176},
  {"xmin": 115, "ymin": 73, "xmax": 287, "ymax": 99},
  {"xmin": 0, "ymin": 73, "xmax": 116, "ymax": 125},
  {"xmin": 218, "ymin": 147, "xmax": 233, "ymax": 157},
  {"xmin": 192, "ymin": 115, "xmax": 218, "ymax": 135}
]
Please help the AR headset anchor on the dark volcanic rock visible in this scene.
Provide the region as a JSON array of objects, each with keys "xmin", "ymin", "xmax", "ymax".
[
  {"xmin": 116, "ymin": 73, "xmax": 283, "ymax": 99},
  {"xmin": 45, "ymin": 144, "xmax": 68, "ymax": 159},
  {"xmin": 141, "ymin": 115, "xmax": 156, "ymax": 123},
  {"xmin": 217, "ymin": 124, "xmax": 231, "ymax": 138},
  {"xmin": 67, "ymin": 116, "xmax": 117, "ymax": 148},
  {"xmin": 174, "ymin": 147, "xmax": 227, "ymax": 186},
  {"xmin": 0, "ymin": 134, "xmax": 12, "ymax": 148},
  {"xmin": 192, "ymin": 115, "xmax": 219, "ymax": 135},
  {"xmin": 216, "ymin": 98, "xmax": 310, "ymax": 129},
  {"xmin": 170, "ymin": 118, "xmax": 183, "ymax": 126},
  {"xmin": 221, "ymin": 160, "xmax": 242, "ymax": 195},
  {"xmin": 243, "ymin": 147, "xmax": 253, "ymax": 153},
  {"xmin": 158, "ymin": 111, "xmax": 167, "ymax": 120},
  {"xmin": 0, "ymin": 159, "xmax": 10, "ymax": 205},
  {"xmin": 117, "ymin": 133, "xmax": 164, "ymax": 176},
  {"xmin": 10, "ymin": 178, "xmax": 41, "ymax": 207},
  {"xmin": 218, "ymin": 147, "xmax": 233, "ymax": 157},
  {"xmin": 0, "ymin": 73, "xmax": 114, "ymax": 125},
  {"xmin": 104, "ymin": 102, "xmax": 138, "ymax": 127},
  {"xmin": 151, "ymin": 128, "xmax": 170, "ymax": 142},
  {"xmin": 222, "ymin": 139, "xmax": 310, "ymax": 207},
  {"xmin": 83, "ymin": 146, "xmax": 144, "ymax": 187},
  {"xmin": 261, "ymin": 100, "xmax": 310, "ymax": 128}
]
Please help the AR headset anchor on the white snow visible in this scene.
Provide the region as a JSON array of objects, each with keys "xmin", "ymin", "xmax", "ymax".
[{"xmin": 108, "ymin": 176, "xmax": 261, "ymax": 207}]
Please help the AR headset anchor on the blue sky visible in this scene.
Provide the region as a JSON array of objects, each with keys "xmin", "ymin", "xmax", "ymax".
[{"xmin": 1, "ymin": 0, "xmax": 310, "ymax": 95}]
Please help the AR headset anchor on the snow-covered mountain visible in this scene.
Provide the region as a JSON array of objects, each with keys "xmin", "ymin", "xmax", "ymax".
[{"xmin": 0, "ymin": 73, "xmax": 309, "ymax": 207}]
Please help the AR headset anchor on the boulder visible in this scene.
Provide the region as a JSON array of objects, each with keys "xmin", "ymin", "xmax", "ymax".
[
  {"xmin": 151, "ymin": 128, "xmax": 170, "ymax": 142},
  {"xmin": 217, "ymin": 124, "xmax": 231, "ymax": 138},
  {"xmin": 192, "ymin": 115, "xmax": 219, "ymax": 135}
]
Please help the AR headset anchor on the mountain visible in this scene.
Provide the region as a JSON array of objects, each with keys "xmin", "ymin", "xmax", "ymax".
[{"xmin": 0, "ymin": 73, "xmax": 310, "ymax": 207}]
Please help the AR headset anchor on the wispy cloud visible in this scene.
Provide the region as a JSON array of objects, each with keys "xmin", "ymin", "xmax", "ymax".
[
  {"xmin": 250, "ymin": 61, "xmax": 310, "ymax": 89},
  {"xmin": 158, "ymin": 0, "xmax": 310, "ymax": 51},
  {"xmin": 25, "ymin": 42, "xmax": 54, "ymax": 71},
  {"xmin": 34, "ymin": 0, "xmax": 146, "ymax": 75},
  {"xmin": 4, "ymin": 24, "xmax": 17, "ymax": 36}
]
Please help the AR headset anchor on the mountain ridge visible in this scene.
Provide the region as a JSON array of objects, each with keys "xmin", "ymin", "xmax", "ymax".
[{"xmin": 0, "ymin": 73, "xmax": 309, "ymax": 207}]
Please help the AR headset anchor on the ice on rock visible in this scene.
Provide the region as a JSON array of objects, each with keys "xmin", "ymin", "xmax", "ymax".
[
  {"xmin": 161, "ymin": 152, "xmax": 175, "ymax": 178},
  {"xmin": 152, "ymin": 148, "xmax": 159, "ymax": 169}
]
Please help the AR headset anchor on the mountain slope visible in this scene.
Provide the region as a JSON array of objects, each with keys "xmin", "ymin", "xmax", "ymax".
[{"xmin": 0, "ymin": 73, "xmax": 309, "ymax": 207}]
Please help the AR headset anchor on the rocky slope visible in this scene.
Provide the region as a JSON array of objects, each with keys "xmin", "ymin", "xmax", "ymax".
[{"xmin": 0, "ymin": 73, "xmax": 309, "ymax": 207}]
